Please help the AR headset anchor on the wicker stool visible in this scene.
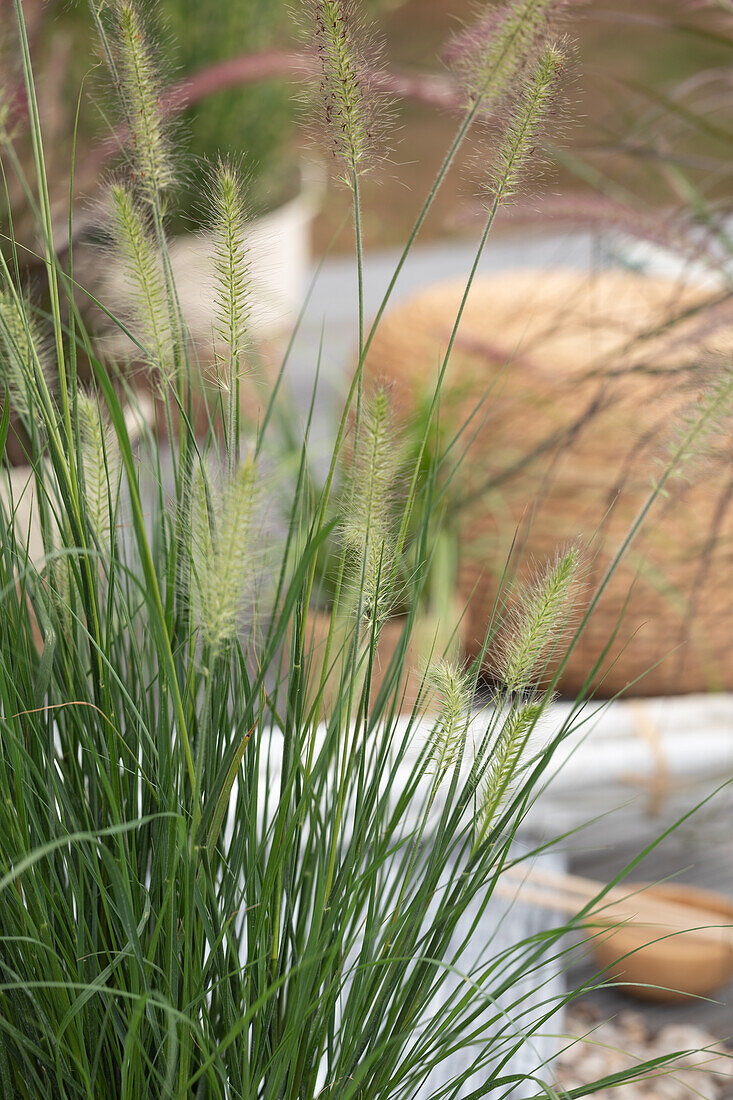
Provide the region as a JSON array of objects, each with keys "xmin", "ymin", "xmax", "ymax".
[{"xmin": 362, "ymin": 269, "xmax": 733, "ymax": 697}]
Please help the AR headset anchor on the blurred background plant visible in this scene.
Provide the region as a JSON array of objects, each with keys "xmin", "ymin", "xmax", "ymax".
[{"xmin": 3, "ymin": 0, "xmax": 731, "ymax": 243}]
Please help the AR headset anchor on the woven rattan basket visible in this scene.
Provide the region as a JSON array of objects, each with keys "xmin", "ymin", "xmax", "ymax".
[{"xmin": 362, "ymin": 268, "xmax": 733, "ymax": 697}]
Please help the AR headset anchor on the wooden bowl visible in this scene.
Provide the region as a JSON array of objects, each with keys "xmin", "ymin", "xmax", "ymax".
[{"xmin": 589, "ymin": 882, "xmax": 733, "ymax": 1002}]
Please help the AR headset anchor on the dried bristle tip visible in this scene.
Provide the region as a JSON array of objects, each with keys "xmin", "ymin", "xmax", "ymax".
[
  {"xmin": 312, "ymin": 0, "xmax": 374, "ymax": 180},
  {"xmin": 487, "ymin": 40, "xmax": 565, "ymax": 207},
  {"xmin": 114, "ymin": 0, "xmax": 172, "ymax": 198},
  {"xmin": 479, "ymin": 700, "xmax": 542, "ymax": 833},
  {"xmin": 0, "ymin": 289, "xmax": 43, "ymax": 421},
  {"xmin": 77, "ymin": 392, "xmax": 121, "ymax": 549},
  {"xmin": 498, "ymin": 543, "xmax": 582, "ymax": 694},
  {"xmin": 190, "ymin": 460, "xmax": 258, "ymax": 648},
  {"xmin": 107, "ymin": 183, "xmax": 173, "ymax": 379},
  {"xmin": 450, "ymin": 0, "xmax": 554, "ymax": 109},
  {"xmin": 210, "ymin": 159, "xmax": 250, "ymax": 373},
  {"xmin": 341, "ymin": 388, "xmax": 401, "ymax": 625},
  {"xmin": 427, "ymin": 660, "xmax": 472, "ymax": 776}
]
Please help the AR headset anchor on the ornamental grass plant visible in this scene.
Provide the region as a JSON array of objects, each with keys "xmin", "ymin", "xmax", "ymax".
[{"xmin": 0, "ymin": 1, "xmax": 731, "ymax": 1097}]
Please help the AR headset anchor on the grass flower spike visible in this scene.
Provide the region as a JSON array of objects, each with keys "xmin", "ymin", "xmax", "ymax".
[
  {"xmin": 449, "ymin": 0, "xmax": 555, "ymax": 109},
  {"xmin": 112, "ymin": 0, "xmax": 173, "ymax": 199},
  {"xmin": 190, "ymin": 459, "xmax": 258, "ymax": 648},
  {"xmin": 107, "ymin": 182, "xmax": 174, "ymax": 378},
  {"xmin": 427, "ymin": 660, "xmax": 472, "ymax": 777},
  {"xmin": 661, "ymin": 361, "xmax": 733, "ymax": 484},
  {"xmin": 498, "ymin": 543, "xmax": 582, "ymax": 694},
  {"xmin": 477, "ymin": 700, "xmax": 542, "ymax": 842},
  {"xmin": 209, "ymin": 159, "xmax": 250, "ymax": 469},
  {"xmin": 341, "ymin": 387, "xmax": 401, "ymax": 626},
  {"xmin": 77, "ymin": 392, "xmax": 121, "ymax": 550},
  {"xmin": 486, "ymin": 40, "xmax": 566, "ymax": 207},
  {"xmin": 311, "ymin": 0, "xmax": 377, "ymax": 182},
  {"xmin": 0, "ymin": 288, "xmax": 44, "ymax": 422}
]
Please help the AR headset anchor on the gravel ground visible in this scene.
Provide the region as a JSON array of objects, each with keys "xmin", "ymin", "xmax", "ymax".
[{"xmin": 557, "ymin": 1002, "xmax": 733, "ymax": 1099}]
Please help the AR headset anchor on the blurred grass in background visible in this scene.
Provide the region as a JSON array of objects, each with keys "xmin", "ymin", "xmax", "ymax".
[
  {"xmin": 5, "ymin": 0, "xmax": 732, "ymax": 248},
  {"xmin": 313, "ymin": 0, "xmax": 733, "ymax": 249}
]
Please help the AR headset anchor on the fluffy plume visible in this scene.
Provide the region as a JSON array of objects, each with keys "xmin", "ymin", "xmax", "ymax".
[
  {"xmin": 447, "ymin": 0, "xmax": 555, "ymax": 109},
  {"xmin": 112, "ymin": 0, "xmax": 173, "ymax": 199},
  {"xmin": 484, "ymin": 40, "xmax": 566, "ymax": 207},
  {"xmin": 209, "ymin": 158, "xmax": 250, "ymax": 465},
  {"xmin": 107, "ymin": 182, "xmax": 174, "ymax": 379},
  {"xmin": 478, "ymin": 700, "xmax": 542, "ymax": 835},
  {"xmin": 0, "ymin": 288, "xmax": 45, "ymax": 421},
  {"xmin": 661, "ymin": 360, "xmax": 733, "ymax": 484},
  {"xmin": 496, "ymin": 543, "xmax": 583, "ymax": 694},
  {"xmin": 310, "ymin": 0, "xmax": 381, "ymax": 182},
  {"xmin": 341, "ymin": 388, "xmax": 402, "ymax": 626},
  {"xmin": 190, "ymin": 460, "xmax": 258, "ymax": 648},
  {"xmin": 426, "ymin": 660, "xmax": 472, "ymax": 777},
  {"xmin": 77, "ymin": 392, "xmax": 121, "ymax": 550}
]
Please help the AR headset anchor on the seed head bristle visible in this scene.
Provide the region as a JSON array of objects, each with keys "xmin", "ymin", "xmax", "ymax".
[
  {"xmin": 0, "ymin": 288, "xmax": 45, "ymax": 422},
  {"xmin": 448, "ymin": 0, "xmax": 555, "ymax": 109},
  {"xmin": 77, "ymin": 392, "xmax": 121, "ymax": 550},
  {"xmin": 107, "ymin": 182, "xmax": 174, "ymax": 380},
  {"xmin": 479, "ymin": 700, "xmax": 542, "ymax": 833},
  {"xmin": 190, "ymin": 460, "xmax": 258, "ymax": 648},
  {"xmin": 113, "ymin": 0, "xmax": 173, "ymax": 199},
  {"xmin": 341, "ymin": 387, "xmax": 402, "ymax": 625},
  {"xmin": 209, "ymin": 159, "xmax": 250, "ymax": 384},
  {"xmin": 485, "ymin": 40, "xmax": 566, "ymax": 207},
  {"xmin": 426, "ymin": 660, "xmax": 472, "ymax": 776},
  {"xmin": 497, "ymin": 542, "xmax": 582, "ymax": 694},
  {"xmin": 661, "ymin": 361, "xmax": 733, "ymax": 484},
  {"xmin": 310, "ymin": 0, "xmax": 380, "ymax": 183}
]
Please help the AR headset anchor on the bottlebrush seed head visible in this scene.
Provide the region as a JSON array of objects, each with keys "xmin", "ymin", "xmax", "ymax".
[
  {"xmin": 309, "ymin": 0, "xmax": 381, "ymax": 183},
  {"xmin": 479, "ymin": 699, "xmax": 543, "ymax": 832},
  {"xmin": 341, "ymin": 387, "xmax": 402, "ymax": 625},
  {"xmin": 107, "ymin": 182, "xmax": 174, "ymax": 381},
  {"xmin": 189, "ymin": 460, "xmax": 259, "ymax": 649},
  {"xmin": 209, "ymin": 158, "xmax": 251, "ymax": 375},
  {"xmin": 660, "ymin": 360, "xmax": 733, "ymax": 485},
  {"xmin": 485, "ymin": 40, "xmax": 566, "ymax": 208},
  {"xmin": 112, "ymin": 0, "xmax": 173, "ymax": 199},
  {"xmin": 496, "ymin": 541, "xmax": 583, "ymax": 695},
  {"xmin": 426, "ymin": 660, "xmax": 472, "ymax": 777},
  {"xmin": 447, "ymin": 0, "xmax": 555, "ymax": 110},
  {"xmin": 77, "ymin": 391, "xmax": 121, "ymax": 550},
  {"xmin": 0, "ymin": 288, "xmax": 44, "ymax": 422}
]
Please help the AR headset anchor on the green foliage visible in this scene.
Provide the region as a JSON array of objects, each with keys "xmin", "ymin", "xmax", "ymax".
[{"xmin": 0, "ymin": 1, "xmax": 728, "ymax": 1097}]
